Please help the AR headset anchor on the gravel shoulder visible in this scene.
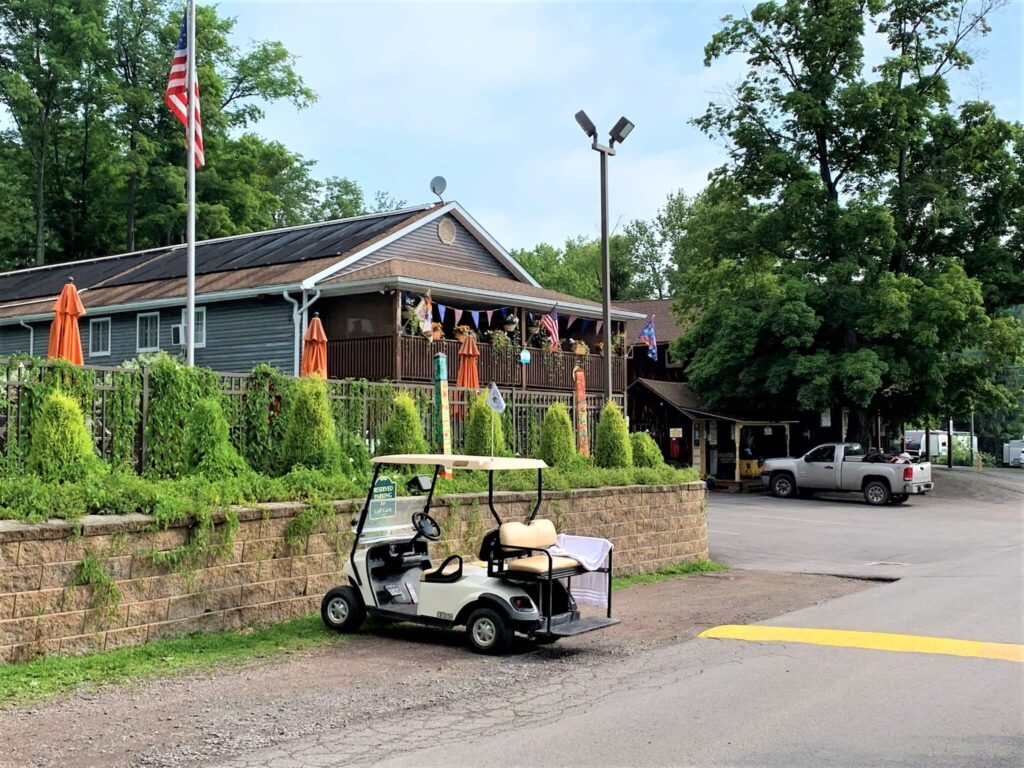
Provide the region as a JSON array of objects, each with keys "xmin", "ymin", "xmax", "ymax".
[{"xmin": 0, "ymin": 570, "xmax": 870, "ymax": 768}]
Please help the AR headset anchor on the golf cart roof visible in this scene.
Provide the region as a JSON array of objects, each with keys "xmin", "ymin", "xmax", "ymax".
[{"xmin": 372, "ymin": 454, "xmax": 548, "ymax": 471}]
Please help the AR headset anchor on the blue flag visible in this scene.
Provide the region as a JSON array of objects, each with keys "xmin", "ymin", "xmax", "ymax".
[{"xmin": 639, "ymin": 316, "xmax": 658, "ymax": 361}]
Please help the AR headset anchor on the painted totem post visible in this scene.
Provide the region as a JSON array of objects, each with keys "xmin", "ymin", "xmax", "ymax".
[
  {"xmin": 573, "ymin": 366, "xmax": 590, "ymax": 457},
  {"xmin": 433, "ymin": 352, "xmax": 453, "ymax": 478}
]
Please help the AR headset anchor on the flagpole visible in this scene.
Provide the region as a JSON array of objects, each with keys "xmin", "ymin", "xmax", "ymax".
[{"xmin": 185, "ymin": 0, "xmax": 197, "ymax": 367}]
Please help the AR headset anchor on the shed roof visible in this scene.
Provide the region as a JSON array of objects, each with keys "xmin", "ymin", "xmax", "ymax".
[{"xmin": 631, "ymin": 378, "xmax": 799, "ymax": 424}]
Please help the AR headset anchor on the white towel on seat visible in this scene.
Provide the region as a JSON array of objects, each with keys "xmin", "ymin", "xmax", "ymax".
[{"xmin": 550, "ymin": 534, "xmax": 613, "ymax": 607}]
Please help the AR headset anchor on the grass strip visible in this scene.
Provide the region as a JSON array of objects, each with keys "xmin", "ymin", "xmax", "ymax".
[
  {"xmin": 613, "ymin": 558, "xmax": 727, "ymax": 589},
  {"xmin": 0, "ymin": 615, "xmax": 341, "ymax": 706}
]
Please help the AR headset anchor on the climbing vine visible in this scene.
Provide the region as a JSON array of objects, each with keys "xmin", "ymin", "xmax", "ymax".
[
  {"xmin": 109, "ymin": 369, "xmax": 143, "ymax": 471},
  {"xmin": 75, "ymin": 551, "xmax": 122, "ymax": 629},
  {"xmin": 144, "ymin": 354, "xmax": 219, "ymax": 477}
]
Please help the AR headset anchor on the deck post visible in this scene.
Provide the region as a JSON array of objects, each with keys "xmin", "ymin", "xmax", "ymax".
[
  {"xmin": 734, "ymin": 421, "xmax": 741, "ymax": 483},
  {"xmin": 393, "ymin": 291, "xmax": 402, "ymax": 381}
]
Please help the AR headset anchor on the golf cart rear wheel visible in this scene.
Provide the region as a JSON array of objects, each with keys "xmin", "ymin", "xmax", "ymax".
[
  {"xmin": 466, "ymin": 607, "xmax": 513, "ymax": 655},
  {"xmin": 321, "ymin": 586, "xmax": 365, "ymax": 633}
]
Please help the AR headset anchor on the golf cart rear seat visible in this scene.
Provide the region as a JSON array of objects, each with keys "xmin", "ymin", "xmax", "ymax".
[{"xmin": 492, "ymin": 520, "xmax": 587, "ymax": 578}]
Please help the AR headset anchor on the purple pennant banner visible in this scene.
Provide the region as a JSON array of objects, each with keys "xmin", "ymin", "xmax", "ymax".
[
  {"xmin": 595, "ymin": 320, "xmax": 603, "ymax": 336},
  {"xmin": 436, "ymin": 304, "xmax": 447, "ymax": 321},
  {"xmin": 581, "ymin": 319, "xmax": 591, "ymax": 334},
  {"xmin": 486, "ymin": 310, "xmax": 494, "ymax": 324},
  {"xmin": 454, "ymin": 308, "xmax": 464, "ymax": 325},
  {"xmin": 566, "ymin": 315, "xmax": 578, "ymax": 330},
  {"xmin": 470, "ymin": 310, "xmax": 480, "ymax": 327}
]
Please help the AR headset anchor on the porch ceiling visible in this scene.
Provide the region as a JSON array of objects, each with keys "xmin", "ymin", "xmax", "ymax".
[{"xmin": 316, "ymin": 258, "xmax": 646, "ymax": 321}]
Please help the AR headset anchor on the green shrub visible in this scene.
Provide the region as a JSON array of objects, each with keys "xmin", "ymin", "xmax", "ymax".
[
  {"xmin": 183, "ymin": 397, "xmax": 250, "ymax": 477},
  {"xmin": 26, "ymin": 391, "xmax": 103, "ymax": 482},
  {"xmin": 630, "ymin": 431, "xmax": 665, "ymax": 468},
  {"xmin": 338, "ymin": 429, "xmax": 371, "ymax": 476},
  {"xmin": 280, "ymin": 376, "xmax": 341, "ymax": 472},
  {"xmin": 540, "ymin": 403, "xmax": 576, "ymax": 467},
  {"xmin": 144, "ymin": 353, "xmax": 219, "ymax": 478},
  {"xmin": 464, "ymin": 391, "xmax": 509, "ymax": 457},
  {"xmin": 379, "ymin": 392, "xmax": 429, "ymax": 456},
  {"xmin": 242, "ymin": 364, "xmax": 289, "ymax": 474},
  {"xmin": 594, "ymin": 401, "xmax": 632, "ymax": 468}
]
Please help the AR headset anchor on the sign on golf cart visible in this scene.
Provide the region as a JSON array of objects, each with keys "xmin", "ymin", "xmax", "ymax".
[
  {"xmin": 357, "ymin": 477, "xmax": 420, "ymax": 543},
  {"xmin": 322, "ymin": 454, "xmax": 618, "ymax": 655}
]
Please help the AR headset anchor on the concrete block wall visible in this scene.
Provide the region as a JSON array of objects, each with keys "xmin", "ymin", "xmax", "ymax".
[{"xmin": 0, "ymin": 483, "xmax": 706, "ymax": 663}]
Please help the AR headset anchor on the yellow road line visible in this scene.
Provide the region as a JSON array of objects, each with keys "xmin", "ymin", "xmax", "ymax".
[{"xmin": 699, "ymin": 625, "xmax": 1024, "ymax": 663}]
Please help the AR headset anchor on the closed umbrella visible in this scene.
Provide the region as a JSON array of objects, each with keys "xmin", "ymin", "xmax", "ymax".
[
  {"xmin": 300, "ymin": 313, "xmax": 328, "ymax": 378},
  {"xmin": 455, "ymin": 333, "xmax": 480, "ymax": 417},
  {"xmin": 48, "ymin": 280, "xmax": 86, "ymax": 365}
]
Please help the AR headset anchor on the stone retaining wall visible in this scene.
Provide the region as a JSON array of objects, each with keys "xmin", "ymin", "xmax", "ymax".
[{"xmin": 0, "ymin": 483, "xmax": 705, "ymax": 663}]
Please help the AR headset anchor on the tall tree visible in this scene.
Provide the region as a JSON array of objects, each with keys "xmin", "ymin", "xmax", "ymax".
[
  {"xmin": 671, "ymin": 0, "xmax": 1023, "ymax": 440},
  {"xmin": 0, "ymin": 0, "xmax": 109, "ymax": 265}
]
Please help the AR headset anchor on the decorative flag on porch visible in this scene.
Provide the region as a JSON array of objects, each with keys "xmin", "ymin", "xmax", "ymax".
[
  {"xmin": 486, "ymin": 382, "xmax": 506, "ymax": 413},
  {"xmin": 164, "ymin": 9, "xmax": 205, "ymax": 167},
  {"xmin": 540, "ymin": 310, "xmax": 559, "ymax": 351},
  {"xmin": 470, "ymin": 310, "xmax": 480, "ymax": 327},
  {"xmin": 432, "ymin": 353, "xmax": 453, "ymax": 478},
  {"xmin": 413, "ymin": 290, "xmax": 432, "ymax": 337},
  {"xmin": 638, "ymin": 316, "xmax": 658, "ymax": 361}
]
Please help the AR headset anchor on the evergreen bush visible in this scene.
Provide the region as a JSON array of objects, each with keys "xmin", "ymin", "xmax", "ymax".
[
  {"xmin": 280, "ymin": 376, "xmax": 341, "ymax": 472},
  {"xmin": 540, "ymin": 403, "xmax": 576, "ymax": 467},
  {"xmin": 464, "ymin": 391, "xmax": 509, "ymax": 457},
  {"xmin": 594, "ymin": 401, "xmax": 632, "ymax": 468},
  {"xmin": 379, "ymin": 392, "xmax": 429, "ymax": 456},
  {"xmin": 183, "ymin": 397, "xmax": 250, "ymax": 476},
  {"xmin": 630, "ymin": 431, "xmax": 665, "ymax": 468},
  {"xmin": 144, "ymin": 353, "xmax": 220, "ymax": 478},
  {"xmin": 26, "ymin": 391, "xmax": 104, "ymax": 482}
]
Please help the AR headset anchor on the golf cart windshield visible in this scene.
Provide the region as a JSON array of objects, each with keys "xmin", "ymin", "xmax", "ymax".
[{"xmin": 356, "ymin": 476, "xmax": 420, "ymax": 545}]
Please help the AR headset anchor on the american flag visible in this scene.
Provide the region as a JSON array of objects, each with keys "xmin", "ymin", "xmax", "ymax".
[
  {"xmin": 540, "ymin": 310, "xmax": 559, "ymax": 351},
  {"xmin": 165, "ymin": 10, "xmax": 205, "ymax": 168}
]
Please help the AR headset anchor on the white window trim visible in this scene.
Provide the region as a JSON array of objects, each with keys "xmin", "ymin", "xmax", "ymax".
[
  {"xmin": 89, "ymin": 318, "xmax": 111, "ymax": 357},
  {"xmin": 181, "ymin": 306, "xmax": 207, "ymax": 348},
  {"xmin": 136, "ymin": 311, "xmax": 161, "ymax": 353}
]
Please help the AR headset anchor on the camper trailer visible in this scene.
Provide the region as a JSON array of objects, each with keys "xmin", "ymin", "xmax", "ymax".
[
  {"xmin": 905, "ymin": 430, "xmax": 978, "ymax": 459},
  {"xmin": 1002, "ymin": 440, "xmax": 1024, "ymax": 468}
]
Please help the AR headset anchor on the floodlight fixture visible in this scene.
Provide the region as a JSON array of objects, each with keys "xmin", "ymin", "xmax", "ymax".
[
  {"xmin": 610, "ymin": 116, "xmax": 634, "ymax": 145},
  {"xmin": 575, "ymin": 110, "xmax": 597, "ymax": 139}
]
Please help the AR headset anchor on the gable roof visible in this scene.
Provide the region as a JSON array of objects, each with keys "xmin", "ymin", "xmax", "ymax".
[
  {"xmin": 0, "ymin": 205, "xmax": 435, "ymax": 306},
  {"xmin": 618, "ymin": 299, "xmax": 687, "ymax": 345},
  {"xmin": 319, "ymin": 258, "xmax": 645, "ymax": 320},
  {"xmin": 0, "ymin": 201, "xmax": 558, "ymax": 324}
]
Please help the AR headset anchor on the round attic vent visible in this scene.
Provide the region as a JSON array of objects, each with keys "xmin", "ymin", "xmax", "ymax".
[{"xmin": 437, "ymin": 218, "xmax": 457, "ymax": 245}]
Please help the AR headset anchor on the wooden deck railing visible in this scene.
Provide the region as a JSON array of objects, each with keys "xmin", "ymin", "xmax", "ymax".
[{"xmin": 327, "ymin": 335, "xmax": 626, "ymax": 392}]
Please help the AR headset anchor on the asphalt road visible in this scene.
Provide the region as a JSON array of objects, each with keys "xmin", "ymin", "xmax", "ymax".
[{"xmin": 215, "ymin": 469, "xmax": 1024, "ymax": 768}]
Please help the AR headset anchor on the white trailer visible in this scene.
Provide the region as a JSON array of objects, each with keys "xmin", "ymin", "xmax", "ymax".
[
  {"xmin": 905, "ymin": 430, "xmax": 978, "ymax": 459},
  {"xmin": 1002, "ymin": 440, "xmax": 1024, "ymax": 468}
]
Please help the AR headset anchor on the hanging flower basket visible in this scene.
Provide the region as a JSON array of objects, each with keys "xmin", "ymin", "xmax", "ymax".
[
  {"xmin": 572, "ymin": 339, "xmax": 589, "ymax": 356},
  {"xmin": 503, "ymin": 318, "xmax": 519, "ymax": 332}
]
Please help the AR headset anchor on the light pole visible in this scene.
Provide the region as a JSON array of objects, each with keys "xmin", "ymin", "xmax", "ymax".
[{"xmin": 575, "ymin": 110, "xmax": 634, "ymax": 402}]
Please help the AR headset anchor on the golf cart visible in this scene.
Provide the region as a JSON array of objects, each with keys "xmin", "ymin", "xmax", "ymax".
[{"xmin": 320, "ymin": 454, "xmax": 618, "ymax": 654}]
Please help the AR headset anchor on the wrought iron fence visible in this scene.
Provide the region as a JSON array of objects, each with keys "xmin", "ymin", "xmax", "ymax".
[{"xmin": 1, "ymin": 357, "xmax": 625, "ymax": 471}]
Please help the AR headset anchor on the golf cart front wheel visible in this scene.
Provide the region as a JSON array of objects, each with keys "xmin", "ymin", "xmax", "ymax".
[
  {"xmin": 466, "ymin": 607, "xmax": 513, "ymax": 655},
  {"xmin": 321, "ymin": 586, "xmax": 366, "ymax": 633}
]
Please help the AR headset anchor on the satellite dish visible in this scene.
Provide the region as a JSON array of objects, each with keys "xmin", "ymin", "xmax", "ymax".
[{"xmin": 430, "ymin": 176, "xmax": 447, "ymax": 202}]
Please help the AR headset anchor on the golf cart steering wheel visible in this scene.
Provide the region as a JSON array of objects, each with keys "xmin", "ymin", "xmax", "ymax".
[{"xmin": 412, "ymin": 511, "xmax": 442, "ymax": 542}]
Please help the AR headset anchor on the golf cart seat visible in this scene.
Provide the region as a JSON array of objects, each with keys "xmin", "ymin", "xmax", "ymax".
[
  {"xmin": 496, "ymin": 520, "xmax": 586, "ymax": 578},
  {"xmin": 420, "ymin": 554, "xmax": 463, "ymax": 583}
]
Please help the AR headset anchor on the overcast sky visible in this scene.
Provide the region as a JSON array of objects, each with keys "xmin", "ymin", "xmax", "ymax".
[{"xmin": 220, "ymin": 0, "xmax": 1023, "ymax": 251}]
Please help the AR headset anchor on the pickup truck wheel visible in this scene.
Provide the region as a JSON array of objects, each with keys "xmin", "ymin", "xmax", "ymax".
[
  {"xmin": 889, "ymin": 494, "xmax": 909, "ymax": 505},
  {"xmin": 863, "ymin": 480, "xmax": 891, "ymax": 506},
  {"xmin": 771, "ymin": 473, "xmax": 797, "ymax": 499}
]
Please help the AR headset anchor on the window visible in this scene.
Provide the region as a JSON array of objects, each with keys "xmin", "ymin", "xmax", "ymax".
[
  {"xmin": 806, "ymin": 445, "xmax": 835, "ymax": 463},
  {"xmin": 136, "ymin": 312, "xmax": 160, "ymax": 352},
  {"xmin": 181, "ymin": 306, "xmax": 206, "ymax": 348},
  {"xmin": 89, "ymin": 318, "xmax": 111, "ymax": 357}
]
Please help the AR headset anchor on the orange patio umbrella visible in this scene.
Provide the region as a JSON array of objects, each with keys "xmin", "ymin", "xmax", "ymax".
[
  {"xmin": 454, "ymin": 333, "xmax": 480, "ymax": 417},
  {"xmin": 300, "ymin": 313, "xmax": 328, "ymax": 378},
  {"xmin": 47, "ymin": 280, "xmax": 86, "ymax": 365}
]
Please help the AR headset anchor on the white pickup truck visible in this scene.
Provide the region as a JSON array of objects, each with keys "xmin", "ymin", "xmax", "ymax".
[{"xmin": 760, "ymin": 443, "xmax": 934, "ymax": 506}]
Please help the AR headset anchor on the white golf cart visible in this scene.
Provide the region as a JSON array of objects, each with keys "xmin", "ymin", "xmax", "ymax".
[{"xmin": 320, "ymin": 454, "xmax": 618, "ymax": 654}]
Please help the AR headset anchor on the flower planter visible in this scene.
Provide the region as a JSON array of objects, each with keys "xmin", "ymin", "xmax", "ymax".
[{"xmin": 432, "ymin": 329, "xmax": 442, "ymax": 341}]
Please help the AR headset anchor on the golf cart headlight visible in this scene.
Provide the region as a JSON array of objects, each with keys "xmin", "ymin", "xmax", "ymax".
[{"xmin": 510, "ymin": 596, "xmax": 534, "ymax": 612}]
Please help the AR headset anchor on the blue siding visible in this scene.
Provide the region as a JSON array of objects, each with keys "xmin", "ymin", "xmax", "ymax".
[{"xmin": 0, "ymin": 297, "xmax": 294, "ymax": 373}]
